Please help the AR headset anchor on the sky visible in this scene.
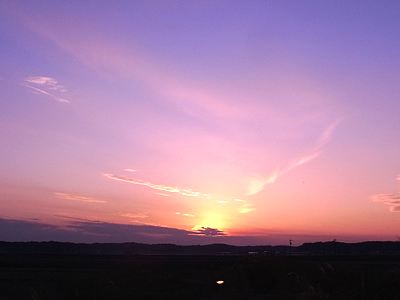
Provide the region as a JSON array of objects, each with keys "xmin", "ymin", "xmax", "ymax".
[{"xmin": 0, "ymin": 1, "xmax": 399, "ymax": 246}]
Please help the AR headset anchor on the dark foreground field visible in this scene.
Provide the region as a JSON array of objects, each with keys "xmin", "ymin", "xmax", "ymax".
[{"xmin": 1, "ymin": 254, "xmax": 400, "ymax": 299}]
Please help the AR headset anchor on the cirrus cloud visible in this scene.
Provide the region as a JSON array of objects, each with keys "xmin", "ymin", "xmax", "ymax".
[
  {"xmin": 175, "ymin": 212, "xmax": 194, "ymax": 217},
  {"xmin": 25, "ymin": 76, "xmax": 67, "ymax": 92},
  {"xmin": 55, "ymin": 192, "xmax": 106, "ymax": 203},
  {"xmin": 372, "ymin": 193, "xmax": 400, "ymax": 212},
  {"xmin": 22, "ymin": 76, "xmax": 70, "ymax": 103},
  {"xmin": 247, "ymin": 120, "xmax": 341, "ymax": 195},
  {"xmin": 239, "ymin": 203, "xmax": 256, "ymax": 214},
  {"xmin": 103, "ymin": 173, "xmax": 204, "ymax": 197},
  {"xmin": 120, "ymin": 213, "xmax": 148, "ymax": 219},
  {"xmin": 371, "ymin": 175, "xmax": 400, "ymax": 212}
]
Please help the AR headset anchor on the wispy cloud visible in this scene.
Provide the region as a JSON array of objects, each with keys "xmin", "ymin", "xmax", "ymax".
[
  {"xmin": 156, "ymin": 193, "xmax": 170, "ymax": 197},
  {"xmin": 287, "ymin": 151, "xmax": 321, "ymax": 170},
  {"xmin": 372, "ymin": 193, "xmax": 400, "ymax": 212},
  {"xmin": 22, "ymin": 83, "xmax": 70, "ymax": 103},
  {"xmin": 248, "ymin": 169, "xmax": 279, "ymax": 196},
  {"xmin": 175, "ymin": 212, "xmax": 194, "ymax": 217},
  {"xmin": 25, "ymin": 76, "xmax": 67, "ymax": 92},
  {"xmin": 371, "ymin": 175, "xmax": 400, "ymax": 212},
  {"xmin": 247, "ymin": 120, "xmax": 341, "ymax": 195},
  {"xmin": 239, "ymin": 203, "xmax": 256, "ymax": 214},
  {"xmin": 218, "ymin": 200, "xmax": 228, "ymax": 204},
  {"xmin": 103, "ymin": 173, "xmax": 203, "ymax": 197},
  {"xmin": 124, "ymin": 168, "xmax": 137, "ymax": 172},
  {"xmin": 120, "ymin": 213, "xmax": 148, "ymax": 219},
  {"xmin": 9, "ymin": 5, "xmax": 343, "ymax": 206},
  {"xmin": 9, "ymin": 8, "xmax": 265, "ymax": 122},
  {"xmin": 284, "ymin": 120, "xmax": 341, "ymax": 171},
  {"xmin": 191, "ymin": 226, "xmax": 226, "ymax": 236},
  {"xmin": 235, "ymin": 199, "xmax": 246, "ymax": 202},
  {"xmin": 54, "ymin": 214, "xmax": 101, "ymax": 223},
  {"xmin": 55, "ymin": 192, "xmax": 106, "ymax": 203},
  {"xmin": 22, "ymin": 76, "xmax": 70, "ymax": 103}
]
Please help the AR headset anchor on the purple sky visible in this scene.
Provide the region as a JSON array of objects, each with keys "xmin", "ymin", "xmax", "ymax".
[{"xmin": 0, "ymin": 1, "xmax": 400, "ymax": 246}]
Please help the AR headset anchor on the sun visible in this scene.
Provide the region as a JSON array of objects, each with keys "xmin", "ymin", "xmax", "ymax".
[{"xmin": 193, "ymin": 211, "xmax": 229, "ymax": 231}]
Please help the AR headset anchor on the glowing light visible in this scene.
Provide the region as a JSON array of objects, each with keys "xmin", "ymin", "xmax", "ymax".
[
  {"xmin": 216, "ymin": 281, "xmax": 224, "ymax": 285},
  {"xmin": 195, "ymin": 212, "xmax": 227, "ymax": 230}
]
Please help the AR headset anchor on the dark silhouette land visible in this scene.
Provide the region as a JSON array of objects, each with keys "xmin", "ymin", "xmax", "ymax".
[{"xmin": 1, "ymin": 241, "xmax": 400, "ymax": 299}]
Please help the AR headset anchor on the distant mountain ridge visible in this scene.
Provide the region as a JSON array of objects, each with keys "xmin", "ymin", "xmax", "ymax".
[{"xmin": 1, "ymin": 240, "xmax": 399, "ymax": 255}]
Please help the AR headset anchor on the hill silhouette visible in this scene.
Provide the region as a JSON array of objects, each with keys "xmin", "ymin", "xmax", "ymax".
[
  {"xmin": 1, "ymin": 240, "xmax": 399, "ymax": 255},
  {"xmin": 1, "ymin": 241, "xmax": 400, "ymax": 299}
]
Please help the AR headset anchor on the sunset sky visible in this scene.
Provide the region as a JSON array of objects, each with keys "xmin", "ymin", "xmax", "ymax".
[{"xmin": 1, "ymin": 1, "xmax": 399, "ymax": 246}]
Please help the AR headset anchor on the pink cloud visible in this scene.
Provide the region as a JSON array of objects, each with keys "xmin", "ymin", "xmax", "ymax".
[
  {"xmin": 9, "ymin": 4, "xmax": 344, "ymax": 204},
  {"xmin": 175, "ymin": 212, "xmax": 194, "ymax": 217},
  {"xmin": 156, "ymin": 193, "xmax": 170, "ymax": 197},
  {"xmin": 54, "ymin": 193, "xmax": 106, "ymax": 203},
  {"xmin": 22, "ymin": 76, "xmax": 70, "ymax": 103},
  {"xmin": 9, "ymin": 6, "xmax": 265, "ymax": 124},
  {"xmin": 103, "ymin": 173, "xmax": 202, "ymax": 197},
  {"xmin": 22, "ymin": 83, "xmax": 70, "ymax": 103},
  {"xmin": 247, "ymin": 169, "xmax": 279, "ymax": 196},
  {"xmin": 25, "ymin": 76, "xmax": 67, "ymax": 92},
  {"xmin": 247, "ymin": 120, "xmax": 341, "ymax": 195},
  {"xmin": 288, "ymin": 151, "xmax": 321, "ymax": 169},
  {"xmin": 371, "ymin": 174, "xmax": 400, "ymax": 212},
  {"xmin": 235, "ymin": 199, "xmax": 246, "ymax": 202},
  {"xmin": 372, "ymin": 193, "xmax": 400, "ymax": 212},
  {"xmin": 120, "ymin": 213, "xmax": 148, "ymax": 219},
  {"xmin": 239, "ymin": 203, "xmax": 256, "ymax": 214}
]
